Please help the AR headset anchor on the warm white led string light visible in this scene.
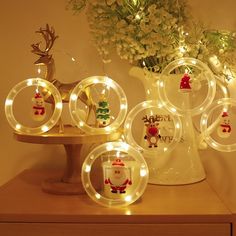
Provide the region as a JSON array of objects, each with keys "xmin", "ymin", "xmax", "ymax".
[
  {"xmin": 5, "ymin": 78, "xmax": 62, "ymax": 135},
  {"xmin": 158, "ymin": 57, "xmax": 216, "ymax": 116},
  {"xmin": 124, "ymin": 100, "xmax": 182, "ymax": 157},
  {"xmin": 81, "ymin": 142, "xmax": 149, "ymax": 207},
  {"xmin": 69, "ymin": 76, "xmax": 128, "ymax": 134},
  {"xmin": 200, "ymin": 98, "xmax": 236, "ymax": 152}
]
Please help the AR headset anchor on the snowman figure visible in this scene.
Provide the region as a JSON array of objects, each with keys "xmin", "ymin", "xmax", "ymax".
[
  {"xmin": 179, "ymin": 73, "xmax": 192, "ymax": 92},
  {"xmin": 217, "ymin": 111, "xmax": 231, "ymax": 138},
  {"xmin": 104, "ymin": 158, "xmax": 132, "ymax": 194},
  {"xmin": 32, "ymin": 92, "xmax": 46, "ymax": 121}
]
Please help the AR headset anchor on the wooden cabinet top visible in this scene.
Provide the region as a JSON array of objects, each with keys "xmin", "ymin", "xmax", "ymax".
[{"xmin": 0, "ymin": 169, "xmax": 231, "ymax": 224}]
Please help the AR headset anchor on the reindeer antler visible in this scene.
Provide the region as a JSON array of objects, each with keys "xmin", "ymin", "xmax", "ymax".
[
  {"xmin": 142, "ymin": 115, "xmax": 151, "ymax": 123},
  {"xmin": 31, "ymin": 24, "xmax": 58, "ymax": 56},
  {"xmin": 143, "ymin": 115, "xmax": 160, "ymax": 124},
  {"xmin": 151, "ymin": 115, "xmax": 160, "ymax": 123}
]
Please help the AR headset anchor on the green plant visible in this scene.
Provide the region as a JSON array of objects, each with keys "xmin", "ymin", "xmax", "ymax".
[{"xmin": 68, "ymin": 0, "xmax": 236, "ymax": 79}]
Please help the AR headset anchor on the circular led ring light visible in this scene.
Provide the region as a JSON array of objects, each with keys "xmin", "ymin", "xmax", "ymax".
[
  {"xmin": 69, "ymin": 76, "xmax": 128, "ymax": 134},
  {"xmin": 215, "ymin": 75, "xmax": 230, "ymax": 99},
  {"xmin": 159, "ymin": 57, "xmax": 216, "ymax": 116},
  {"xmin": 200, "ymin": 98, "xmax": 236, "ymax": 152},
  {"xmin": 192, "ymin": 76, "xmax": 229, "ymax": 135},
  {"xmin": 81, "ymin": 141, "xmax": 149, "ymax": 207},
  {"xmin": 5, "ymin": 78, "xmax": 62, "ymax": 135},
  {"xmin": 124, "ymin": 100, "xmax": 182, "ymax": 157}
]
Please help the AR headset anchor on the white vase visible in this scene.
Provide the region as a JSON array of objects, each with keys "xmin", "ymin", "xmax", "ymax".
[{"xmin": 129, "ymin": 66, "xmax": 206, "ymax": 185}]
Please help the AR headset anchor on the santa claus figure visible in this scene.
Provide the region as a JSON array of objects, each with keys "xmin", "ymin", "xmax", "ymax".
[
  {"xmin": 217, "ymin": 111, "xmax": 231, "ymax": 138},
  {"xmin": 104, "ymin": 158, "xmax": 132, "ymax": 194},
  {"xmin": 179, "ymin": 73, "xmax": 192, "ymax": 92},
  {"xmin": 32, "ymin": 92, "xmax": 46, "ymax": 121}
]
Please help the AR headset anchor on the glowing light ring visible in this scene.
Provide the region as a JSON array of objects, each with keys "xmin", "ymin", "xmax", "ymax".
[
  {"xmin": 159, "ymin": 57, "xmax": 216, "ymax": 116},
  {"xmin": 215, "ymin": 75, "xmax": 230, "ymax": 99},
  {"xmin": 69, "ymin": 76, "xmax": 128, "ymax": 134},
  {"xmin": 81, "ymin": 142, "xmax": 149, "ymax": 207},
  {"xmin": 5, "ymin": 78, "xmax": 62, "ymax": 135},
  {"xmin": 200, "ymin": 98, "xmax": 236, "ymax": 152},
  {"xmin": 124, "ymin": 100, "xmax": 182, "ymax": 157},
  {"xmin": 191, "ymin": 76, "xmax": 229, "ymax": 135}
]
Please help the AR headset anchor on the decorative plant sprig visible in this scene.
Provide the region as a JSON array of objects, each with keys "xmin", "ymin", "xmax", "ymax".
[
  {"xmin": 68, "ymin": 0, "xmax": 236, "ymax": 80},
  {"xmin": 86, "ymin": 0, "xmax": 189, "ymax": 69},
  {"xmin": 66, "ymin": 0, "xmax": 87, "ymax": 12}
]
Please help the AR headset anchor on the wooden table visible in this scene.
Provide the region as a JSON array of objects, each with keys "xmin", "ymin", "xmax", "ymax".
[
  {"xmin": 14, "ymin": 126, "xmax": 121, "ymax": 195},
  {"xmin": 0, "ymin": 169, "xmax": 233, "ymax": 236}
]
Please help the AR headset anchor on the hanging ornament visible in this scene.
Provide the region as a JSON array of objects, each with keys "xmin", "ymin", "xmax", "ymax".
[
  {"xmin": 104, "ymin": 158, "xmax": 132, "ymax": 194},
  {"xmin": 159, "ymin": 58, "xmax": 216, "ymax": 117},
  {"xmin": 81, "ymin": 142, "xmax": 149, "ymax": 207},
  {"xmin": 217, "ymin": 111, "xmax": 231, "ymax": 138},
  {"xmin": 200, "ymin": 98, "xmax": 236, "ymax": 152},
  {"xmin": 179, "ymin": 73, "xmax": 192, "ymax": 92},
  {"xmin": 31, "ymin": 92, "xmax": 46, "ymax": 121},
  {"xmin": 124, "ymin": 100, "xmax": 182, "ymax": 158},
  {"xmin": 69, "ymin": 76, "xmax": 127, "ymax": 134},
  {"xmin": 96, "ymin": 95, "xmax": 110, "ymax": 127},
  {"xmin": 142, "ymin": 115, "xmax": 161, "ymax": 148},
  {"xmin": 5, "ymin": 78, "xmax": 62, "ymax": 135}
]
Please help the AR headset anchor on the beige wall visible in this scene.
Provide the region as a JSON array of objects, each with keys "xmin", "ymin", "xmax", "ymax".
[{"xmin": 0, "ymin": 0, "xmax": 236, "ymax": 211}]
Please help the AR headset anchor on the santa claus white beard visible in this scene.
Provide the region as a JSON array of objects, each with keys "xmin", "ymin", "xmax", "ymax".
[{"xmin": 110, "ymin": 174, "xmax": 127, "ymax": 185}]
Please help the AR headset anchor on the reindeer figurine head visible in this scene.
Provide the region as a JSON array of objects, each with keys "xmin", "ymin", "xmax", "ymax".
[
  {"xmin": 142, "ymin": 115, "xmax": 161, "ymax": 148},
  {"xmin": 31, "ymin": 24, "xmax": 96, "ymax": 133},
  {"xmin": 31, "ymin": 24, "xmax": 58, "ymax": 82}
]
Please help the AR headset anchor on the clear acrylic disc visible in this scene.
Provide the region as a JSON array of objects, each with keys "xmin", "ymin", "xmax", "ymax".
[
  {"xmin": 5, "ymin": 78, "xmax": 62, "ymax": 134},
  {"xmin": 158, "ymin": 57, "xmax": 216, "ymax": 116},
  {"xmin": 81, "ymin": 142, "xmax": 149, "ymax": 207},
  {"xmin": 69, "ymin": 76, "xmax": 127, "ymax": 134},
  {"xmin": 124, "ymin": 100, "xmax": 182, "ymax": 158},
  {"xmin": 200, "ymin": 98, "xmax": 236, "ymax": 152}
]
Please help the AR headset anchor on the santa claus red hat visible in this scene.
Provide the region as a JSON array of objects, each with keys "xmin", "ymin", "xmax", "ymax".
[
  {"xmin": 34, "ymin": 93, "xmax": 42, "ymax": 99},
  {"xmin": 112, "ymin": 158, "xmax": 125, "ymax": 166},
  {"xmin": 222, "ymin": 111, "xmax": 229, "ymax": 117},
  {"xmin": 182, "ymin": 73, "xmax": 190, "ymax": 79}
]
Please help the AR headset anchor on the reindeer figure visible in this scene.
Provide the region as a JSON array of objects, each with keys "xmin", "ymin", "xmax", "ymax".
[
  {"xmin": 31, "ymin": 24, "xmax": 96, "ymax": 132},
  {"xmin": 142, "ymin": 115, "xmax": 161, "ymax": 148}
]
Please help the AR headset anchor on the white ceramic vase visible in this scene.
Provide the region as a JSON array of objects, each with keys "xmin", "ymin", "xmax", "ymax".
[{"xmin": 129, "ymin": 66, "xmax": 206, "ymax": 185}]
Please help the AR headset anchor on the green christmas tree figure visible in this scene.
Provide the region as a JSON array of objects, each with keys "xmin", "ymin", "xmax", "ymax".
[{"xmin": 96, "ymin": 95, "xmax": 110, "ymax": 127}]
